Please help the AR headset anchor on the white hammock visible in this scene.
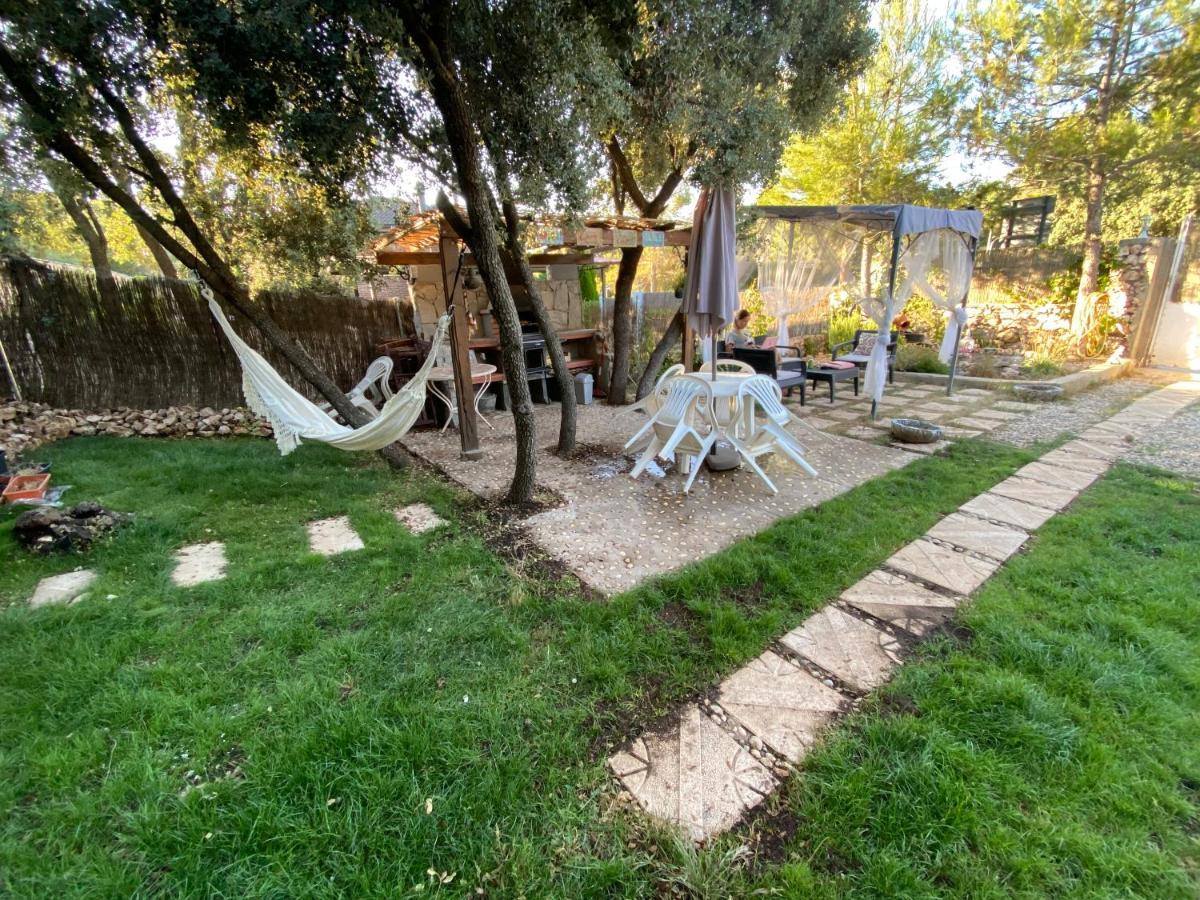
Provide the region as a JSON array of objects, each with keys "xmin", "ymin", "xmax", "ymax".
[{"xmin": 203, "ymin": 284, "xmax": 450, "ymax": 455}]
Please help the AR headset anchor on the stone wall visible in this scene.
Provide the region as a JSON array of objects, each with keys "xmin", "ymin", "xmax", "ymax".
[
  {"xmin": 407, "ymin": 265, "xmax": 584, "ymax": 339},
  {"xmin": 966, "ymin": 300, "xmax": 1072, "ymax": 350},
  {"xmin": 1, "ymin": 402, "xmax": 270, "ymax": 461}
]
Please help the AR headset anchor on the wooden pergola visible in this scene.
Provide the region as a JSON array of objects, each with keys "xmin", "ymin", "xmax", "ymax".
[{"xmin": 369, "ymin": 211, "xmax": 690, "ymax": 459}]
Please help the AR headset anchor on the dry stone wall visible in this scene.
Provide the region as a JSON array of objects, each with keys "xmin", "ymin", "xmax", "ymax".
[{"xmin": 1, "ymin": 401, "xmax": 270, "ymax": 461}]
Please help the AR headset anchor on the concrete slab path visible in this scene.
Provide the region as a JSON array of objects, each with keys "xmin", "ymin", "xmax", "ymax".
[{"xmin": 608, "ymin": 380, "xmax": 1199, "ymax": 843}]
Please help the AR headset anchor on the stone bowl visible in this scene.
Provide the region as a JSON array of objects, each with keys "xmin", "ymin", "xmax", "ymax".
[
  {"xmin": 890, "ymin": 418, "xmax": 943, "ymax": 444},
  {"xmin": 1012, "ymin": 382, "xmax": 1064, "ymax": 402}
]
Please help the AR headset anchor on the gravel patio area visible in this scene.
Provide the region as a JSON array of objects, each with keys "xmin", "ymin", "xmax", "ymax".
[{"xmin": 401, "ymin": 403, "xmax": 913, "ymax": 595}]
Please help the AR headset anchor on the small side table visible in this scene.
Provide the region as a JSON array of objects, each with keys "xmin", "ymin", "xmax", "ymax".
[
  {"xmin": 803, "ymin": 366, "xmax": 859, "ymax": 404},
  {"xmin": 428, "ymin": 363, "xmax": 498, "ymax": 433}
]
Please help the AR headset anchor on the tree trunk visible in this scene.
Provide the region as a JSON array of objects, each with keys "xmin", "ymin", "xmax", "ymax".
[
  {"xmin": 415, "ymin": 46, "xmax": 537, "ymax": 502},
  {"xmin": 607, "ymin": 245, "xmax": 643, "ymax": 404},
  {"xmin": 635, "ymin": 309, "xmax": 684, "ymax": 399},
  {"xmin": 1071, "ymin": 158, "xmax": 1107, "ymax": 342},
  {"xmin": 605, "ymin": 137, "xmax": 689, "ymax": 403},
  {"xmin": 57, "ymin": 192, "xmax": 119, "ymax": 306},
  {"xmin": 120, "ymin": 173, "xmax": 178, "ymax": 278},
  {"xmin": 140, "ymin": 227, "xmax": 179, "ymax": 279},
  {"xmin": 1071, "ymin": 0, "xmax": 1124, "ymax": 345},
  {"xmin": 500, "ymin": 198, "xmax": 576, "ymax": 452}
]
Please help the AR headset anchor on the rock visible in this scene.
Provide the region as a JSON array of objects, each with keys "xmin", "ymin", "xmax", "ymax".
[
  {"xmin": 13, "ymin": 502, "xmax": 129, "ymax": 554},
  {"xmin": 2, "ymin": 401, "xmax": 272, "ymax": 458},
  {"xmin": 73, "ymin": 501, "xmax": 105, "ymax": 518}
]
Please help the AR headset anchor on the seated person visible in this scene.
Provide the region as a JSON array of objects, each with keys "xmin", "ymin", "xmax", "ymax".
[{"xmin": 723, "ymin": 309, "xmax": 755, "ymax": 351}]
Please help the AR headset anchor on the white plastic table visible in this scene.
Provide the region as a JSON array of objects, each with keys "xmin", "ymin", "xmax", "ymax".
[
  {"xmin": 682, "ymin": 370, "xmax": 756, "ymax": 438},
  {"xmin": 428, "ymin": 363, "xmax": 498, "ymax": 433}
]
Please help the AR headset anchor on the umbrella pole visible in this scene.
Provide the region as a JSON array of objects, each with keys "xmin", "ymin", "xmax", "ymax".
[{"xmin": 711, "ymin": 334, "xmax": 718, "ymax": 380}]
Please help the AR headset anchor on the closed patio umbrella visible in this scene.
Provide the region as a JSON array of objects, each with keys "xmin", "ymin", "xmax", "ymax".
[{"xmin": 683, "ymin": 186, "xmax": 738, "ymax": 380}]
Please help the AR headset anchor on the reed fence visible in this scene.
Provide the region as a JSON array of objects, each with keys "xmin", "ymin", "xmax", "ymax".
[{"xmin": 0, "ymin": 258, "xmax": 400, "ymax": 409}]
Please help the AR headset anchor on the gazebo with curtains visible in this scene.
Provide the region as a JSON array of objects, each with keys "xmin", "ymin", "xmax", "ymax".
[{"xmin": 748, "ymin": 204, "xmax": 984, "ymax": 417}]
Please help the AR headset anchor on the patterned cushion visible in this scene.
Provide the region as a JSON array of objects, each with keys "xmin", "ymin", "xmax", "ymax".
[{"xmin": 855, "ymin": 333, "xmax": 879, "ymax": 356}]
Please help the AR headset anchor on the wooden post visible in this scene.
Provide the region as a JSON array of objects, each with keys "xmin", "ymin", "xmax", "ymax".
[
  {"xmin": 682, "ymin": 317, "xmax": 694, "ymax": 371},
  {"xmin": 439, "ymin": 224, "xmax": 482, "ymax": 460}
]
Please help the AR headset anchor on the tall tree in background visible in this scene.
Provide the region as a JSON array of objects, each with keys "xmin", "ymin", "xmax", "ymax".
[
  {"xmin": 596, "ymin": 0, "xmax": 875, "ymax": 403},
  {"xmin": 43, "ymin": 161, "xmax": 121, "ymax": 303},
  {"xmin": 960, "ymin": 0, "xmax": 1199, "ymax": 342},
  {"xmin": 760, "ymin": 0, "xmax": 959, "ymax": 206}
]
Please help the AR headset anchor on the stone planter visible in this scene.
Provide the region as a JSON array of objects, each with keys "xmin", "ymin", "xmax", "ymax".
[
  {"xmin": 1012, "ymin": 382, "xmax": 1064, "ymax": 402},
  {"xmin": 890, "ymin": 418, "xmax": 943, "ymax": 444}
]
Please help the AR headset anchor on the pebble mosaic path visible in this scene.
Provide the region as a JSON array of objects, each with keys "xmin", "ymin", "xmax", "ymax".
[
  {"xmin": 608, "ymin": 380, "xmax": 1200, "ymax": 844},
  {"xmin": 24, "ymin": 504, "xmax": 442, "ymax": 607}
]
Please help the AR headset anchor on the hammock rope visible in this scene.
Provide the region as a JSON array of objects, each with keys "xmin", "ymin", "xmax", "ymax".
[{"xmin": 200, "ymin": 280, "xmax": 451, "ymax": 455}]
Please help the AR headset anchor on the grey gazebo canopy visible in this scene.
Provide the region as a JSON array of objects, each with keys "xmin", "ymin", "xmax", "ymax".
[
  {"xmin": 751, "ymin": 203, "xmax": 983, "ymax": 241},
  {"xmin": 749, "ymin": 204, "xmax": 985, "ymax": 411}
]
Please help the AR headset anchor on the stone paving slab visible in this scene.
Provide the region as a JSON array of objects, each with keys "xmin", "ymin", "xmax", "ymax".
[
  {"xmin": 993, "ymin": 400, "xmax": 1042, "ymax": 412},
  {"xmin": 1016, "ymin": 461, "xmax": 1101, "ymax": 492},
  {"xmin": 715, "ymin": 651, "xmax": 844, "ymax": 763},
  {"xmin": 608, "ymin": 706, "xmax": 777, "ymax": 842},
  {"xmin": 926, "ymin": 513, "xmax": 1028, "ymax": 561},
  {"xmin": 394, "ymin": 503, "xmax": 447, "ymax": 534},
  {"xmin": 940, "ymin": 426, "xmax": 984, "ymax": 439},
  {"xmin": 886, "ymin": 538, "xmax": 1000, "ymax": 595},
  {"xmin": 823, "ymin": 409, "xmax": 863, "ymax": 421},
  {"xmin": 840, "ymin": 569, "xmax": 958, "ymax": 637},
  {"xmin": 914, "ymin": 402, "xmax": 960, "ymax": 415},
  {"xmin": 960, "ymin": 492, "xmax": 1058, "ymax": 531},
  {"xmin": 989, "ymin": 476, "xmax": 1079, "ymax": 511},
  {"xmin": 171, "ymin": 541, "xmax": 228, "ymax": 587},
  {"xmin": 971, "ymin": 408, "xmax": 1023, "ymax": 421},
  {"xmin": 1037, "ymin": 449, "xmax": 1113, "ymax": 475},
  {"xmin": 953, "ymin": 416, "xmax": 1002, "ymax": 431},
  {"xmin": 30, "ymin": 569, "xmax": 97, "ymax": 608},
  {"xmin": 889, "ymin": 440, "xmax": 951, "ymax": 455},
  {"xmin": 780, "ymin": 606, "xmax": 903, "ymax": 691},
  {"xmin": 1058, "ymin": 439, "xmax": 1123, "ymax": 461},
  {"xmin": 306, "ymin": 516, "xmax": 365, "ymax": 556}
]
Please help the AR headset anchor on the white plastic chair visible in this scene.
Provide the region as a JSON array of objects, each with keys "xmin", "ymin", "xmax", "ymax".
[
  {"xmin": 629, "ymin": 376, "xmax": 717, "ymax": 493},
  {"xmin": 712, "ymin": 358, "xmax": 756, "ymax": 375},
  {"xmin": 319, "ymin": 356, "xmax": 394, "ymax": 419},
  {"xmin": 730, "ymin": 375, "xmax": 817, "ymax": 492},
  {"xmin": 625, "ymin": 363, "xmax": 684, "ymax": 450}
]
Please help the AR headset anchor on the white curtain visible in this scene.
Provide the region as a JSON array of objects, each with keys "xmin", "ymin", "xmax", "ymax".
[
  {"xmin": 905, "ymin": 230, "xmax": 974, "ymax": 363},
  {"xmin": 861, "ymin": 274, "xmax": 912, "ymax": 406},
  {"xmin": 755, "ymin": 219, "xmax": 845, "ymax": 348}
]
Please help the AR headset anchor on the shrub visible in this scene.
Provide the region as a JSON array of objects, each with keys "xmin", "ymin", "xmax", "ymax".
[
  {"xmin": 829, "ymin": 309, "xmax": 868, "ymax": 351},
  {"xmin": 895, "ymin": 343, "xmax": 950, "ymax": 374},
  {"xmin": 899, "ymin": 296, "xmax": 946, "ymax": 344},
  {"xmin": 1022, "ymin": 351, "xmax": 1066, "ymax": 378},
  {"xmin": 578, "ymin": 266, "xmax": 600, "ymax": 306}
]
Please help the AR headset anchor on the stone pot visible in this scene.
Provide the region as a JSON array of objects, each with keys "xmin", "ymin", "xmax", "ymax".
[
  {"xmin": 890, "ymin": 418, "xmax": 943, "ymax": 444},
  {"xmin": 1012, "ymin": 382, "xmax": 1064, "ymax": 402}
]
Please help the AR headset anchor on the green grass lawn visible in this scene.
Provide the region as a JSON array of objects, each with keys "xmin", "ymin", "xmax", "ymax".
[{"xmin": 1, "ymin": 436, "xmax": 1196, "ymax": 897}]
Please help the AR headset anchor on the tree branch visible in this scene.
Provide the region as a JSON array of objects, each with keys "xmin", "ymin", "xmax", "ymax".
[
  {"xmin": 605, "ymin": 135, "xmax": 650, "ymax": 215},
  {"xmin": 435, "ymin": 190, "xmax": 474, "ymax": 243}
]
